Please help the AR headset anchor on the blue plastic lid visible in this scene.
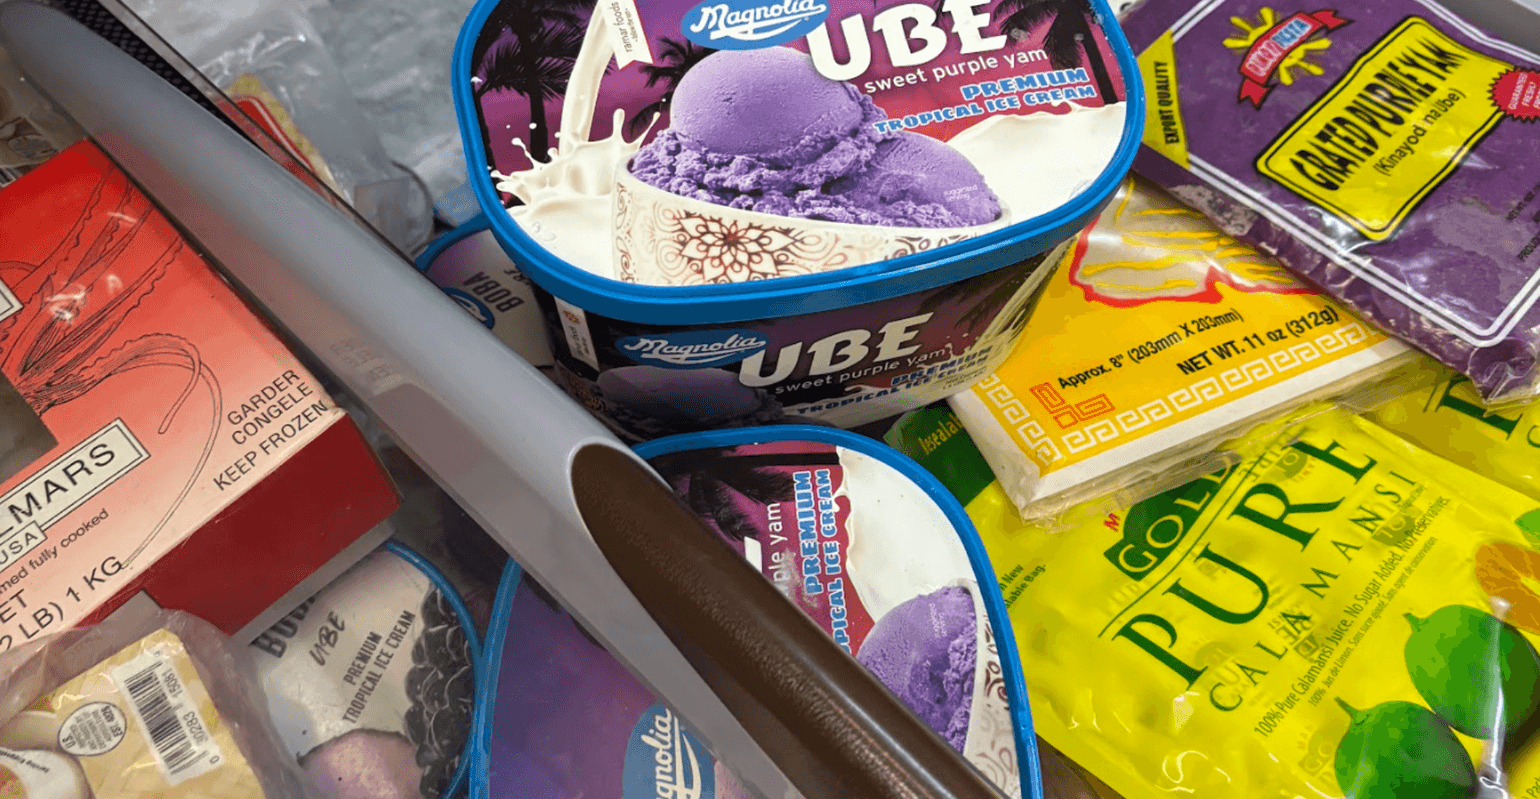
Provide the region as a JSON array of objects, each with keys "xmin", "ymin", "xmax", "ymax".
[{"xmin": 451, "ymin": 0, "xmax": 1145, "ymax": 327}]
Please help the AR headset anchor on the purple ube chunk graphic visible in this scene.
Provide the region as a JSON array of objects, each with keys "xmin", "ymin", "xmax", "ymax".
[
  {"xmin": 629, "ymin": 48, "xmax": 1000, "ymax": 228},
  {"xmin": 302, "ymin": 730, "xmax": 423, "ymax": 799},
  {"xmin": 857, "ymin": 585, "xmax": 978, "ymax": 751}
]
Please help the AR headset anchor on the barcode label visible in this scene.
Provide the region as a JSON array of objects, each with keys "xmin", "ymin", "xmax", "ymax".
[{"xmin": 110, "ymin": 648, "xmax": 222, "ymax": 785}]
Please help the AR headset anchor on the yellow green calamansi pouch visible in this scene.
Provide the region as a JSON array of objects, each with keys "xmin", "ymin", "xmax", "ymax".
[
  {"xmin": 1369, "ymin": 363, "xmax": 1540, "ymax": 511},
  {"xmin": 978, "ymin": 406, "xmax": 1540, "ymax": 799}
]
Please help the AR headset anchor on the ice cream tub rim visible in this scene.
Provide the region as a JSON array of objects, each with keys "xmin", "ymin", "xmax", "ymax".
[
  {"xmin": 414, "ymin": 214, "xmax": 493, "ymax": 275},
  {"xmin": 631, "ymin": 425, "xmax": 1045, "ymax": 799},
  {"xmin": 469, "ymin": 557, "xmax": 522, "ymax": 799},
  {"xmin": 381, "ymin": 539, "xmax": 486, "ymax": 799},
  {"xmin": 450, "ymin": 0, "xmax": 1145, "ymax": 327}
]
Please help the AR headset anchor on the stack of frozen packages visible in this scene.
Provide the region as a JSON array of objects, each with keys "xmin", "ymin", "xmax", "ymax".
[
  {"xmin": 0, "ymin": 141, "xmax": 400, "ymax": 641},
  {"xmin": 950, "ymin": 176, "xmax": 1412, "ymax": 517},
  {"xmin": 454, "ymin": 0, "xmax": 1142, "ymax": 440},
  {"xmin": 1119, "ymin": 0, "xmax": 1540, "ymax": 405}
]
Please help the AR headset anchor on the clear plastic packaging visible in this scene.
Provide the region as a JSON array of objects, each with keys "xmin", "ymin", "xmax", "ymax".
[
  {"xmin": 122, "ymin": 0, "xmax": 432, "ymax": 252},
  {"xmin": 303, "ymin": 0, "xmax": 476, "ymax": 208},
  {"xmin": 1120, "ymin": 0, "xmax": 1540, "ymax": 404},
  {"xmin": 0, "ymin": 609, "xmax": 319, "ymax": 799},
  {"xmin": 0, "ymin": 43, "xmax": 81, "ymax": 185}
]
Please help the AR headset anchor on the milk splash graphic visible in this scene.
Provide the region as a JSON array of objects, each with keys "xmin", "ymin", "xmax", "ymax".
[
  {"xmin": 487, "ymin": 5, "xmax": 1127, "ymax": 280},
  {"xmin": 490, "ymin": 12, "xmax": 647, "ymax": 279}
]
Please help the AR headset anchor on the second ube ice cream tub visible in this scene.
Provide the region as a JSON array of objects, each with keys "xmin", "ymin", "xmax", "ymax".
[
  {"xmin": 474, "ymin": 427, "xmax": 1041, "ymax": 799},
  {"xmin": 453, "ymin": 0, "xmax": 1143, "ymax": 440}
]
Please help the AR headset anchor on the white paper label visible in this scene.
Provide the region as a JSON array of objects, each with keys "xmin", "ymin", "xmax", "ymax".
[
  {"xmin": 555, "ymin": 298, "xmax": 601, "ymax": 372},
  {"xmin": 596, "ymin": 0, "xmax": 655, "ymax": 67},
  {"xmin": 0, "ymin": 420, "xmax": 147, "ymax": 538},
  {"xmin": 249, "ymin": 551, "xmax": 430, "ymax": 759},
  {"xmin": 57, "ymin": 702, "xmax": 127, "ymax": 757},
  {"xmin": 109, "ymin": 647, "xmax": 223, "ymax": 785},
  {"xmin": 0, "ymin": 747, "xmax": 89, "ymax": 799},
  {"xmin": 0, "ymin": 274, "xmax": 18, "ymax": 324}
]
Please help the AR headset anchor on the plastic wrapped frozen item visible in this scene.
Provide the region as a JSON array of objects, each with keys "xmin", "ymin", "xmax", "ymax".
[
  {"xmin": 634, "ymin": 426, "xmax": 1040, "ymax": 797},
  {"xmin": 415, "ymin": 218, "xmax": 553, "ymax": 369},
  {"xmin": 0, "ymin": 44, "xmax": 80, "ymax": 184},
  {"xmin": 0, "ymin": 610, "xmax": 318, "ymax": 799},
  {"xmin": 453, "ymin": 0, "xmax": 1143, "ymax": 440},
  {"xmin": 949, "ymin": 176, "xmax": 1409, "ymax": 516},
  {"xmin": 1367, "ymin": 360, "xmax": 1540, "ymax": 503},
  {"xmin": 1120, "ymin": 0, "xmax": 1540, "ymax": 404},
  {"xmin": 303, "ymin": 0, "xmax": 477, "ymax": 207},
  {"xmin": 122, "ymin": 0, "xmax": 432, "ymax": 253},
  {"xmin": 249, "ymin": 543, "xmax": 479, "ymax": 799},
  {"xmin": 964, "ymin": 402, "xmax": 1540, "ymax": 799}
]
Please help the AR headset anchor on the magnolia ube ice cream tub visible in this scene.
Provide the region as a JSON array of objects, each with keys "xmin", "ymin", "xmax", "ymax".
[
  {"xmin": 473, "ymin": 427, "xmax": 1041, "ymax": 799},
  {"xmin": 453, "ymin": 0, "xmax": 1143, "ymax": 440}
]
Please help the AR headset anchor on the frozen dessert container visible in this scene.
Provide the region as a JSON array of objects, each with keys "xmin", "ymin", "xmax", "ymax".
[
  {"xmin": 250, "ymin": 541, "xmax": 481, "ymax": 799},
  {"xmin": 416, "ymin": 215, "xmax": 555, "ymax": 369},
  {"xmin": 471, "ymin": 426, "xmax": 1041, "ymax": 799},
  {"xmin": 472, "ymin": 562, "xmax": 737, "ymax": 799},
  {"xmin": 631, "ymin": 426, "xmax": 1040, "ymax": 797},
  {"xmin": 453, "ymin": 0, "xmax": 1144, "ymax": 441}
]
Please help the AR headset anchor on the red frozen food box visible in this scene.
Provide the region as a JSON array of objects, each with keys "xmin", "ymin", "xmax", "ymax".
[{"xmin": 0, "ymin": 141, "xmax": 400, "ymax": 646}]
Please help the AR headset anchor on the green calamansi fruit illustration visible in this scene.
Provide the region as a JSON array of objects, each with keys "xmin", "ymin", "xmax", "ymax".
[
  {"xmin": 1404, "ymin": 604, "xmax": 1540, "ymax": 738},
  {"xmin": 1333, "ymin": 700, "xmax": 1475, "ymax": 799},
  {"xmin": 1516, "ymin": 508, "xmax": 1540, "ymax": 547}
]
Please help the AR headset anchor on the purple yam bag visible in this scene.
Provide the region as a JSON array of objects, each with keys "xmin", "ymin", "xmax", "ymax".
[{"xmin": 1120, "ymin": 0, "xmax": 1540, "ymax": 403}]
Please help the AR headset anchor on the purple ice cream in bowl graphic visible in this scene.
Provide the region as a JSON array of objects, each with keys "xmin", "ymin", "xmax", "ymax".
[
  {"xmin": 615, "ymin": 48, "xmax": 1010, "ymax": 286},
  {"xmin": 454, "ymin": 0, "xmax": 1142, "ymax": 439}
]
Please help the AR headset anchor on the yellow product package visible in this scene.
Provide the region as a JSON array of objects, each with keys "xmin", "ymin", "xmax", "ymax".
[
  {"xmin": 1368, "ymin": 363, "xmax": 1540, "ymax": 505},
  {"xmin": 950, "ymin": 177, "xmax": 1407, "ymax": 517},
  {"xmin": 977, "ymin": 406, "xmax": 1540, "ymax": 799},
  {"xmin": 8, "ymin": 627, "xmax": 268, "ymax": 799}
]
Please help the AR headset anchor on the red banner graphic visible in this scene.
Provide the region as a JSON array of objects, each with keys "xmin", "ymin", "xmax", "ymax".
[{"xmin": 1237, "ymin": 9, "xmax": 1349, "ymax": 107}]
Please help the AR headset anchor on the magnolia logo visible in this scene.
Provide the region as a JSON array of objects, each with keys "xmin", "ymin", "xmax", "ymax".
[
  {"xmin": 617, "ymin": 330, "xmax": 768, "ymax": 369},
  {"xmin": 682, "ymin": 0, "xmax": 829, "ymax": 49},
  {"xmin": 444, "ymin": 288, "xmax": 495, "ymax": 330},
  {"xmin": 623, "ymin": 704, "xmax": 714, "ymax": 799}
]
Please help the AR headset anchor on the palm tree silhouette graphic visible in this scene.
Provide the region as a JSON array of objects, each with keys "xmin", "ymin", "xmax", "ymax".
[
  {"xmin": 994, "ymin": 0, "xmax": 1120, "ymax": 102},
  {"xmin": 471, "ymin": 0, "xmax": 589, "ymax": 166},
  {"xmin": 627, "ymin": 37, "xmax": 716, "ymax": 138}
]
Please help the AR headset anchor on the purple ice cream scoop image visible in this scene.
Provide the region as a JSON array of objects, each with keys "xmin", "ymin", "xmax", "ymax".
[
  {"xmin": 629, "ymin": 48, "xmax": 999, "ymax": 228},
  {"xmin": 856, "ymin": 585, "xmax": 977, "ymax": 751},
  {"xmin": 829, "ymin": 133, "xmax": 1000, "ymax": 227},
  {"xmin": 301, "ymin": 729, "xmax": 424, "ymax": 799}
]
